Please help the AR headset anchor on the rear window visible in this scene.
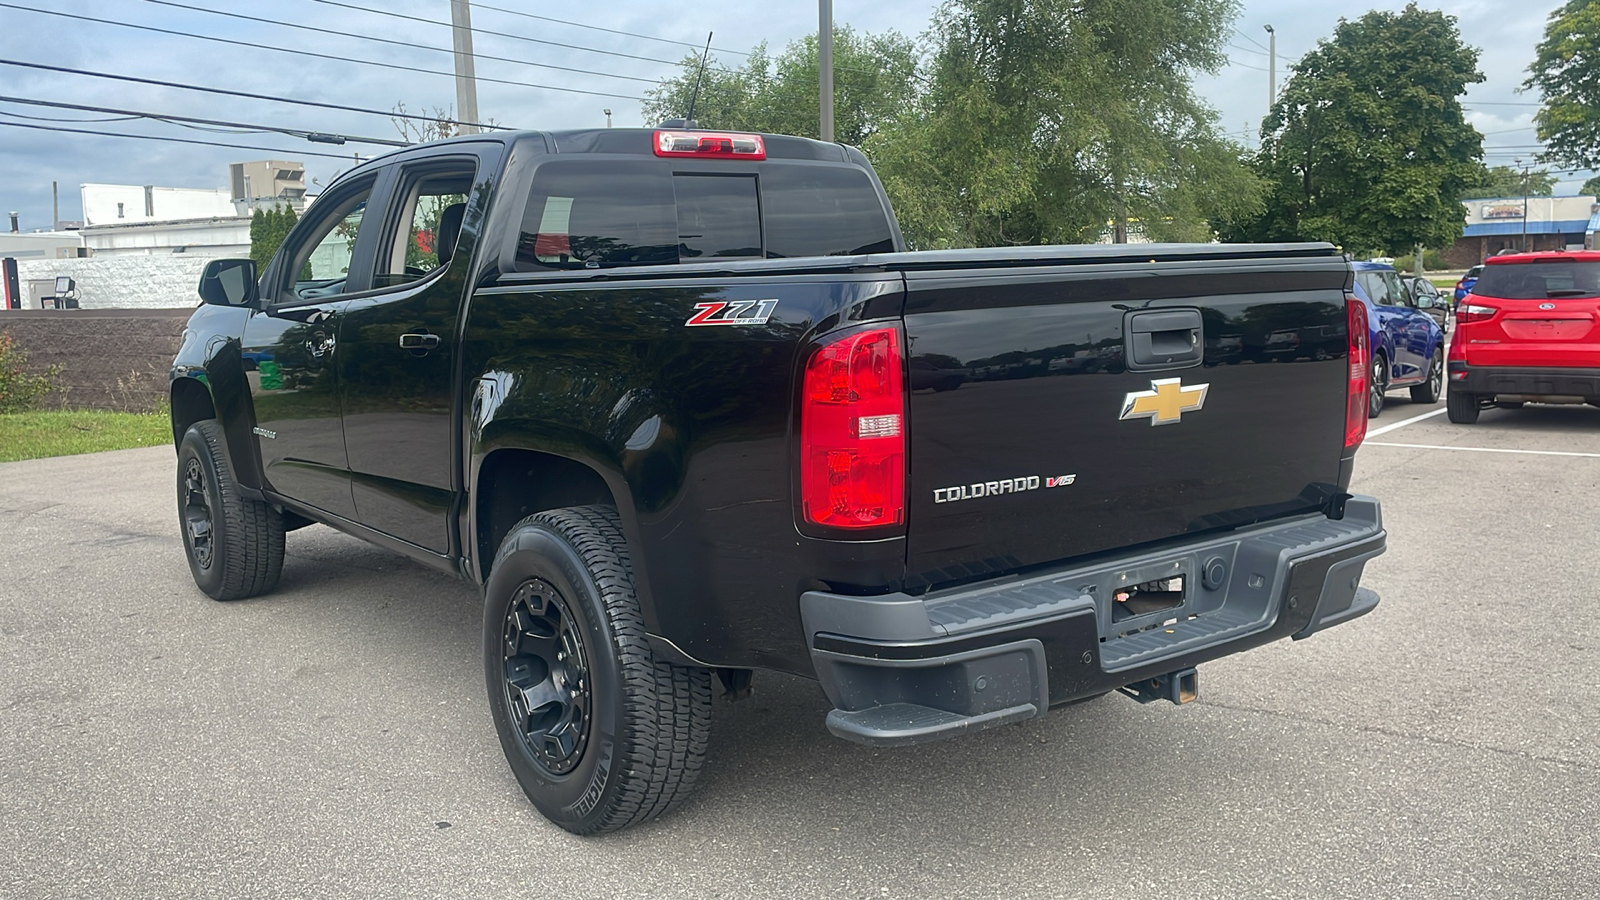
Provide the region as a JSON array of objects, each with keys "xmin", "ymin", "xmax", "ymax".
[
  {"xmin": 1473, "ymin": 261, "xmax": 1600, "ymax": 299},
  {"xmin": 514, "ymin": 159, "xmax": 894, "ymax": 270}
]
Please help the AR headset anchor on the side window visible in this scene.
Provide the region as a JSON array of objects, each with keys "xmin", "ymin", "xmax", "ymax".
[
  {"xmin": 375, "ymin": 162, "xmax": 478, "ymax": 289},
  {"xmin": 516, "ymin": 160, "xmax": 676, "ymax": 269},
  {"xmin": 283, "ymin": 179, "xmax": 375, "ymax": 301},
  {"xmin": 1383, "ymin": 272, "xmax": 1412, "ymax": 307},
  {"xmin": 1357, "ymin": 272, "xmax": 1389, "ymax": 306}
]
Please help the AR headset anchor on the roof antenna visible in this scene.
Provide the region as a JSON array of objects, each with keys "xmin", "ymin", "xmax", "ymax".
[{"xmin": 684, "ymin": 32, "xmax": 713, "ymax": 128}]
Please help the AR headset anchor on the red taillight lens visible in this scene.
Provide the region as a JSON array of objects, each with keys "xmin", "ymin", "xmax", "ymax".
[
  {"xmin": 1457, "ymin": 303, "xmax": 1498, "ymax": 324},
  {"xmin": 1346, "ymin": 295, "xmax": 1369, "ymax": 451},
  {"xmin": 653, "ymin": 130, "xmax": 766, "ymax": 160},
  {"xmin": 800, "ymin": 326, "xmax": 905, "ymax": 531}
]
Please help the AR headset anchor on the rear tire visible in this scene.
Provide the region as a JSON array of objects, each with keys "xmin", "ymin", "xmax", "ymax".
[
  {"xmin": 1368, "ymin": 351, "xmax": 1388, "ymax": 418},
  {"xmin": 177, "ymin": 420, "xmax": 284, "ymax": 600},
  {"xmin": 1446, "ymin": 388, "xmax": 1480, "ymax": 424},
  {"xmin": 483, "ymin": 505, "xmax": 713, "ymax": 835},
  {"xmin": 1410, "ymin": 349, "xmax": 1443, "ymax": 404}
]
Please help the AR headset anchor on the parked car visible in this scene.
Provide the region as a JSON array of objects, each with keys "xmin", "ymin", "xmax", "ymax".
[
  {"xmin": 1350, "ymin": 261, "xmax": 1446, "ymax": 416},
  {"xmin": 1406, "ymin": 276, "xmax": 1452, "ymax": 330},
  {"xmin": 169, "ymin": 126, "xmax": 1387, "ymax": 834},
  {"xmin": 1446, "ymin": 250, "xmax": 1600, "ymax": 423},
  {"xmin": 1453, "ymin": 264, "xmax": 1484, "ymax": 305}
]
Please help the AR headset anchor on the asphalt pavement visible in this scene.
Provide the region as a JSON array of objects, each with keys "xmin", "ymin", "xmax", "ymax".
[{"xmin": 2, "ymin": 396, "xmax": 1597, "ymax": 899}]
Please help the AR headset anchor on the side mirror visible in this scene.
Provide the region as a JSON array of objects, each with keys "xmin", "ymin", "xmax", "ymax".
[
  {"xmin": 197, "ymin": 258, "xmax": 259, "ymax": 307},
  {"xmin": 1414, "ymin": 294, "xmax": 1435, "ymax": 309}
]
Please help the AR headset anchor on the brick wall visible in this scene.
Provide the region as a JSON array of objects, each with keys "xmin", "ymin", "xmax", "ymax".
[
  {"xmin": 16, "ymin": 256, "xmax": 210, "ymax": 310},
  {"xmin": 0, "ymin": 308, "xmax": 192, "ymax": 411}
]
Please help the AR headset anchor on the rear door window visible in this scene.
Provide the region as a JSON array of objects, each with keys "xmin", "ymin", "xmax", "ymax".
[
  {"xmin": 1474, "ymin": 261, "xmax": 1600, "ymax": 298},
  {"xmin": 1357, "ymin": 272, "xmax": 1391, "ymax": 306}
]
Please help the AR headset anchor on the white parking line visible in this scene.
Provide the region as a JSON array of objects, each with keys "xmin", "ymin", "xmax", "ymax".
[
  {"xmin": 1366, "ymin": 407, "xmax": 1448, "ymax": 437},
  {"xmin": 1365, "ymin": 441, "xmax": 1600, "ymax": 459}
]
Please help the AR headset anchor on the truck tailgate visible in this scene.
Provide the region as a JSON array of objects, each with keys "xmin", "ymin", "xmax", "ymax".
[{"xmin": 893, "ymin": 247, "xmax": 1353, "ymax": 587}]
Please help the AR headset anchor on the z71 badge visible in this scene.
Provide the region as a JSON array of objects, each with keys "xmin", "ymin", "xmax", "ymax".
[{"xmin": 685, "ymin": 299, "xmax": 779, "ymax": 327}]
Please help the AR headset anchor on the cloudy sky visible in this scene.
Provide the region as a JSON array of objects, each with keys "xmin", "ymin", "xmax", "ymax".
[{"xmin": 0, "ymin": 0, "xmax": 1573, "ymax": 232}]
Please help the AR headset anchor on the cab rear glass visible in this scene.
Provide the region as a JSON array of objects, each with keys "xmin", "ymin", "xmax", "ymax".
[
  {"xmin": 515, "ymin": 159, "xmax": 894, "ymax": 270},
  {"xmin": 1474, "ymin": 261, "xmax": 1600, "ymax": 299}
]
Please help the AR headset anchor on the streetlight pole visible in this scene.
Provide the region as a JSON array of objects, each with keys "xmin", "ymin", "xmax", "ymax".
[
  {"xmin": 819, "ymin": 0, "xmax": 834, "ymax": 142},
  {"xmin": 1264, "ymin": 24, "xmax": 1276, "ymax": 110}
]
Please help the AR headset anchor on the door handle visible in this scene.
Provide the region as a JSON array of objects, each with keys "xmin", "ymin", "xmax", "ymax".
[{"xmin": 399, "ymin": 332, "xmax": 441, "ymax": 354}]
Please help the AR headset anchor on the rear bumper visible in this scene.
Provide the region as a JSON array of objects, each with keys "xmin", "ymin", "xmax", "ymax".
[
  {"xmin": 1448, "ymin": 362, "xmax": 1600, "ymax": 399},
  {"xmin": 802, "ymin": 497, "xmax": 1386, "ymax": 747}
]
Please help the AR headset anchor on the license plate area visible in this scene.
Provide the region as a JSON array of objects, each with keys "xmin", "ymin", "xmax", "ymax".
[{"xmin": 1092, "ymin": 557, "xmax": 1200, "ymax": 640}]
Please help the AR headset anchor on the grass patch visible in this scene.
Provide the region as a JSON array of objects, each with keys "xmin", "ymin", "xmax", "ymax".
[
  {"xmin": 1429, "ymin": 277, "xmax": 1457, "ymax": 289},
  {"xmin": 0, "ymin": 409, "xmax": 171, "ymax": 463}
]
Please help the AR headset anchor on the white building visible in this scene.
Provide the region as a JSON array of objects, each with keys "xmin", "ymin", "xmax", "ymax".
[
  {"xmin": 0, "ymin": 230, "xmax": 84, "ymax": 260},
  {"xmin": 78, "ymin": 182, "xmax": 250, "ymax": 259}
]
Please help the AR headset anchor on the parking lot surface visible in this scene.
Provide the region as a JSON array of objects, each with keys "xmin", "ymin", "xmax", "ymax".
[{"xmin": 2, "ymin": 398, "xmax": 1597, "ymax": 899}]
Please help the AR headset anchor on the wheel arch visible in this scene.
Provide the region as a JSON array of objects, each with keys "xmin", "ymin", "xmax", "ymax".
[
  {"xmin": 471, "ymin": 445, "xmax": 626, "ymax": 586},
  {"xmin": 170, "ymin": 376, "xmax": 216, "ymax": 447}
]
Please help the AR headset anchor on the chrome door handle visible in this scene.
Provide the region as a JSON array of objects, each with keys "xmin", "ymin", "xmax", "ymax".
[{"xmin": 399, "ymin": 332, "xmax": 441, "ymax": 354}]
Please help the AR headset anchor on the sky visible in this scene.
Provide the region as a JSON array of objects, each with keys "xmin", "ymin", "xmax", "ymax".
[{"xmin": 0, "ymin": 0, "xmax": 1575, "ymax": 232}]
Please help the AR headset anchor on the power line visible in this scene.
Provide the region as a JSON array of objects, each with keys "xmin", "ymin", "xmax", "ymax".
[
  {"xmin": 0, "ymin": 3, "xmax": 644, "ymax": 102},
  {"xmin": 140, "ymin": 0, "xmax": 657, "ymax": 85},
  {"xmin": 1228, "ymin": 41, "xmax": 1269, "ymax": 58},
  {"xmin": 0, "ymin": 120, "xmax": 364, "ymax": 161},
  {"xmin": 1229, "ymin": 58, "xmax": 1271, "ymax": 73},
  {"xmin": 438, "ymin": 0, "xmax": 751, "ymax": 57},
  {"xmin": 1234, "ymin": 29, "xmax": 1271, "ymax": 53},
  {"xmin": 299, "ymin": 0, "xmax": 688, "ymax": 67},
  {"xmin": 0, "ymin": 95, "xmax": 409, "ymax": 146},
  {"xmin": 0, "ymin": 59, "xmax": 509, "ymax": 130},
  {"xmin": 0, "ymin": 109, "xmax": 140, "ymax": 124}
]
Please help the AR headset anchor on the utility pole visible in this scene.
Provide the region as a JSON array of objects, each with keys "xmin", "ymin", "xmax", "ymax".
[
  {"xmin": 819, "ymin": 0, "xmax": 834, "ymax": 142},
  {"xmin": 450, "ymin": 0, "xmax": 481, "ymax": 135},
  {"xmin": 1264, "ymin": 24, "xmax": 1276, "ymax": 109},
  {"xmin": 1518, "ymin": 158, "xmax": 1529, "ymax": 252},
  {"xmin": 51, "ymin": 181, "xmax": 59, "ymax": 231}
]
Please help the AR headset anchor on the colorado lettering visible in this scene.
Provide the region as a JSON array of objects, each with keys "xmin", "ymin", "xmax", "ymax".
[{"xmin": 933, "ymin": 474, "xmax": 1077, "ymax": 503}]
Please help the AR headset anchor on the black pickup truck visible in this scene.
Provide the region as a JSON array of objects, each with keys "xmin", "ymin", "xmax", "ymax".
[{"xmin": 171, "ymin": 127, "xmax": 1386, "ymax": 834}]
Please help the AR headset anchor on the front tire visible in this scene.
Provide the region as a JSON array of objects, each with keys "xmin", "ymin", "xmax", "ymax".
[
  {"xmin": 1410, "ymin": 349, "xmax": 1443, "ymax": 404},
  {"xmin": 177, "ymin": 420, "xmax": 285, "ymax": 600},
  {"xmin": 484, "ymin": 506, "xmax": 713, "ymax": 835},
  {"xmin": 1447, "ymin": 388, "xmax": 1480, "ymax": 424}
]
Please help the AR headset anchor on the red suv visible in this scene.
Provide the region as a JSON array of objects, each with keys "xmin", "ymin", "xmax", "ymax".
[{"xmin": 1447, "ymin": 251, "xmax": 1600, "ymax": 423}]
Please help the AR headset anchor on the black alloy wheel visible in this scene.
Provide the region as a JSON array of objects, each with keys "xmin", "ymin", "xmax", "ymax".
[
  {"xmin": 181, "ymin": 455, "xmax": 215, "ymax": 572},
  {"xmin": 502, "ymin": 578, "xmax": 592, "ymax": 776},
  {"xmin": 1369, "ymin": 352, "xmax": 1389, "ymax": 418},
  {"xmin": 1411, "ymin": 349, "xmax": 1443, "ymax": 404}
]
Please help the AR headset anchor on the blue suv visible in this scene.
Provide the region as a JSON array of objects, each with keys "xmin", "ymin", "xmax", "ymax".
[{"xmin": 1350, "ymin": 261, "xmax": 1447, "ymax": 417}]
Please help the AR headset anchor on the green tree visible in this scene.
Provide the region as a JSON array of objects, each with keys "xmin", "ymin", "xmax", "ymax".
[
  {"xmin": 1582, "ymin": 174, "xmax": 1600, "ymax": 196},
  {"xmin": 1462, "ymin": 164, "xmax": 1556, "ymax": 199},
  {"xmin": 1527, "ymin": 1, "xmax": 1600, "ymax": 170},
  {"xmin": 1224, "ymin": 3, "xmax": 1484, "ymax": 255},
  {"xmin": 870, "ymin": 0, "xmax": 1261, "ymax": 249},
  {"xmin": 641, "ymin": 27, "xmax": 921, "ymax": 147},
  {"xmin": 249, "ymin": 203, "xmax": 301, "ymax": 272}
]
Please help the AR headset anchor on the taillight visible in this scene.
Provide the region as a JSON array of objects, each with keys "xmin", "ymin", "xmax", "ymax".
[
  {"xmin": 1346, "ymin": 295, "xmax": 1369, "ymax": 451},
  {"xmin": 653, "ymin": 130, "xmax": 766, "ymax": 160},
  {"xmin": 800, "ymin": 326, "xmax": 906, "ymax": 531},
  {"xmin": 1457, "ymin": 303, "xmax": 1498, "ymax": 324}
]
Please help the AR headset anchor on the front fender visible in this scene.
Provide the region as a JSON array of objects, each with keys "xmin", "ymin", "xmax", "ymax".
[{"xmin": 170, "ymin": 304, "xmax": 262, "ymax": 492}]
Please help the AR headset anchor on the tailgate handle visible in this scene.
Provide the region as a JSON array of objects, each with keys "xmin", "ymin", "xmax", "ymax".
[{"xmin": 1126, "ymin": 309, "xmax": 1203, "ymax": 371}]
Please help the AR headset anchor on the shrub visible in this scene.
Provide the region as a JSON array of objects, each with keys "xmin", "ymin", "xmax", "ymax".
[{"xmin": 0, "ymin": 331, "xmax": 63, "ymax": 413}]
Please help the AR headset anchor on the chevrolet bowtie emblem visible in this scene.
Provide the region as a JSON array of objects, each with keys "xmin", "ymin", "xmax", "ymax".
[{"xmin": 1119, "ymin": 378, "xmax": 1209, "ymax": 426}]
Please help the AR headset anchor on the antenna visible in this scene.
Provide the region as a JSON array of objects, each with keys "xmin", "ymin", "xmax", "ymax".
[{"xmin": 684, "ymin": 32, "xmax": 713, "ymax": 126}]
